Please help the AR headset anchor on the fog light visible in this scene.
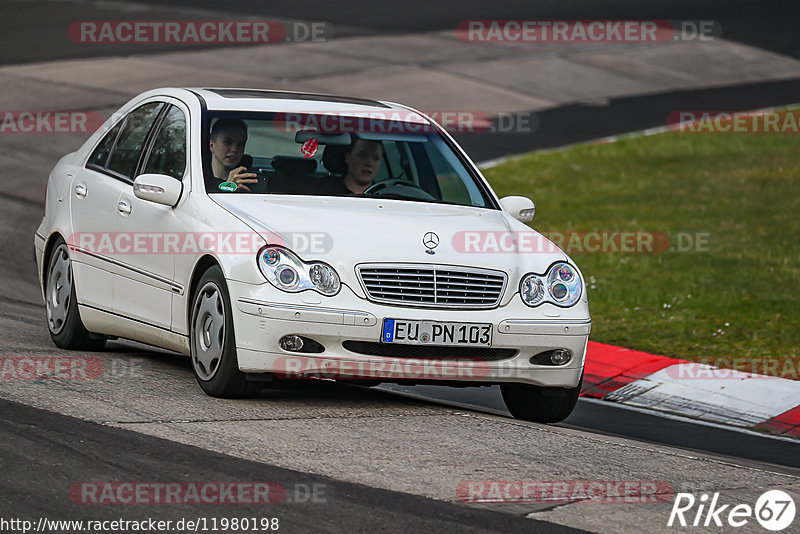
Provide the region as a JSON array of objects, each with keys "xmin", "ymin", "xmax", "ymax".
[
  {"xmin": 550, "ymin": 349, "xmax": 572, "ymax": 365},
  {"xmin": 279, "ymin": 335, "xmax": 304, "ymax": 352}
]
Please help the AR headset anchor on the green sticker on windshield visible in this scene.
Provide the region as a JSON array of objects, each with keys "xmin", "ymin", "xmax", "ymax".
[{"xmin": 219, "ymin": 181, "xmax": 237, "ymax": 192}]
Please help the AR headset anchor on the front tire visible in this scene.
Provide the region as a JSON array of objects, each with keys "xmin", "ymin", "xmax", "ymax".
[
  {"xmin": 45, "ymin": 238, "xmax": 106, "ymax": 351},
  {"xmin": 189, "ymin": 265, "xmax": 260, "ymax": 398},
  {"xmin": 501, "ymin": 374, "xmax": 582, "ymax": 424}
]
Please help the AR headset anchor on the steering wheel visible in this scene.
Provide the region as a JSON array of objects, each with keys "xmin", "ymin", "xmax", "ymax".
[{"xmin": 364, "ymin": 179, "xmax": 429, "ymax": 196}]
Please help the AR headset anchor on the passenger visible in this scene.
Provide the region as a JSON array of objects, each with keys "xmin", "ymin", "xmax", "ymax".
[
  {"xmin": 209, "ymin": 118, "xmax": 257, "ymax": 192},
  {"xmin": 341, "ymin": 137, "xmax": 383, "ymax": 194}
]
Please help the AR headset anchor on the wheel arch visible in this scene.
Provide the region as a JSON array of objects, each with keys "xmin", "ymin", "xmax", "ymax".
[
  {"xmin": 41, "ymin": 231, "xmax": 67, "ymax": 292},
  {"xmin": 186, "ymin": 254, "xmax": 223, "ymax": 326}
]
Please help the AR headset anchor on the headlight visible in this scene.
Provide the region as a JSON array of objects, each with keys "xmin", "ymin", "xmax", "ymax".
[
  {"xmin": 520, "ymin": 275, "xmax": 545, "ymax": 306},
  {"xmin": 519, "ymin": 262, "xmax": 582, "ymax": 307},
  {"xmin": 258, "ymin": 246, "xmax": 341, "ymax": 296}
]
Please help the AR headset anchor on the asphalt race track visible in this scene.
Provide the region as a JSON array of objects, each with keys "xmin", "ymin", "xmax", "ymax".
[
  {"xmin": 1, "ymin": 1, "xmax": 798, "ymax": 532},
  {"xmin": 0, "ymin": 398, "xmax": 583, "ymax": 533}
]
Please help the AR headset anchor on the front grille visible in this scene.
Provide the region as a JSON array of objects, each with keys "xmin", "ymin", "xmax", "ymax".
[
  {"xmin": 342, "ymin": 341, "xmax": 516, "ymax": 361},
  {"xmin": 357, "ymin": 264, "xmax": 506, "ymax": 309}
]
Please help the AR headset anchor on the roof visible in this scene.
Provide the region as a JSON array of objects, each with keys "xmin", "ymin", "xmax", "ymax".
[
  {"xmin": 188, "ymin": 88, "xmax": 425, "ymax": 120},
  {"xmin": 205, "ymin": 88, "xmax": 389, "ymax": 108}
]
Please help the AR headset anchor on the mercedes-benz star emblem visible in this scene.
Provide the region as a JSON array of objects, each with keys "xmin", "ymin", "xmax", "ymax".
[{"xmin": 423, "ymin": 232, "xmax": 439, "ymax": 255}]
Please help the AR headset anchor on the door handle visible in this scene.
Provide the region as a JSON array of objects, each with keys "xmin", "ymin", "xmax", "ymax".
[
  {"xmin": 117, "ymin": 201, "xmax": 131, "ymax": 215},
  {"xmin": 74, "ymin": 184, "xmax": 87, "ymax": 198}
]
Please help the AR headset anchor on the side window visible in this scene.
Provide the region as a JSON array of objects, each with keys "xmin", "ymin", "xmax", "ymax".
[
  {"xmin": 143, "ymin": 106, "xmax": 186, "ymax": 180},
  {"xmin": 106, "ymin": 102, "xmax": 164, "ymax": 179},
  {"xmin": 87, "ymin": 120, "xmax": 123, "ymax": 169}
]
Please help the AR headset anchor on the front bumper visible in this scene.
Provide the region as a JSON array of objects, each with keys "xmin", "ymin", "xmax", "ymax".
[{"xmin": 228, "ymin": 279, "xmax": 590, "ymax": 388}]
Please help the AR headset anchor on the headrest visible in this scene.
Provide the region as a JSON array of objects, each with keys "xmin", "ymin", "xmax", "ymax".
[
  {"xmin": 322, "ymin": 145, "xmax": 348, "ymax": 175},
  {"xmin": 272, "ymin": 156, "xmax": 316, "ymax": 175}
]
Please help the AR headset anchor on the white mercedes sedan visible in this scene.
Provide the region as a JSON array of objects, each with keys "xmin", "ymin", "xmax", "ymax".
[{"xmin": 34, "ymin": 88, "xmax": 590, "ymax": 423}]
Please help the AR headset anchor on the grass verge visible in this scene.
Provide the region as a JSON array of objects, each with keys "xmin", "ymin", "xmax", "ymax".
[{"xmin": 483, "ymin": 128, "xmax": 799, "ymax": 378}]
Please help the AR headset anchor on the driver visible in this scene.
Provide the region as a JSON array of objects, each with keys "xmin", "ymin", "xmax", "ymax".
[
  {"xmin": 209, "ymin": 118, "xmax": 257, "ymax": 192},
  {"xmin": 342, "ymin": 137, "xmax": 383, "ymax": 194}
]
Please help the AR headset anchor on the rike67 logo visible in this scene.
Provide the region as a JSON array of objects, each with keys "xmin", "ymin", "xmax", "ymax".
[{"xmin": 668, "ymin": 490, "xmax": 795, "ymax": 531}]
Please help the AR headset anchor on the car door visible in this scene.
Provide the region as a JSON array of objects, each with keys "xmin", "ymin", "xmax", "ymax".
[
  {"xmin": 69, "ymin": 101, "xmax": 164, "ymax": 314},
  {"xmin": 112, "ymin": 102, "xmax": 188, "ymax": 330}
]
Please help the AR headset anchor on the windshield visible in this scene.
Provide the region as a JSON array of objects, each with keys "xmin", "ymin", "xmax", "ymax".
[{"xmin": 203, "ymin": 111, "xmax": 495, "ymax": 208}]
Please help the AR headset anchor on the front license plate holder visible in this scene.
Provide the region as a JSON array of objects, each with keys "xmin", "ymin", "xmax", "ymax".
[{"xmin": 381, "ymin": 318, "xmax": 492, "ymax": 347}]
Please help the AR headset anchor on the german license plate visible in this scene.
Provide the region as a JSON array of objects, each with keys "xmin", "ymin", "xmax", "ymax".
[{"xmin": 381, "ymin": 319, "xmax": 492, "ymax": 347}]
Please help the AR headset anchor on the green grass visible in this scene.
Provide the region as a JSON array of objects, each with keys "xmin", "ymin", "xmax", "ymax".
[{"xmin": 482, "ymin": 129, "xmax": 800, "ymax": 377}]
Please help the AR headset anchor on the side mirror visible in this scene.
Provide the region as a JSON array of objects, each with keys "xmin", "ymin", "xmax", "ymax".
[
  {"xmin": 499, "ymin": 196, "xmax": 535, "ymax": 223},
  {"xmin": 133, "ymin": 174, "xmax": 182, "ymax": 207}
]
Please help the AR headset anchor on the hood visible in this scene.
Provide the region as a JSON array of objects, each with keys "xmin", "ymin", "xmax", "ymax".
[{"xmin": 212, "ymin": 195, "xmax": 567, "ymax": 279}]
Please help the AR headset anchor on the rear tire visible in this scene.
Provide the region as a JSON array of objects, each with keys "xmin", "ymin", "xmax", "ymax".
[
  {"xmin": 501, "ymin": 374, "xmax": 582, "ymax": 423},
  {"xmin": 189, "ymin": 265, "xmax": 261, "ymax": 398},
  {"xmin": 45, "ymin": 237, "xmax": 107, "ymax": 351}
]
